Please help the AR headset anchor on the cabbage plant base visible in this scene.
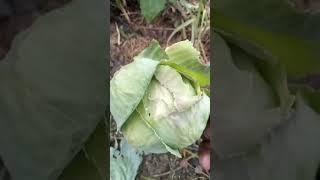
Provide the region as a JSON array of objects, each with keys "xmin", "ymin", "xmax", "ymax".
[{"xmin": 110, "ymin": 40, "xmax": 210, "ymax": 158}]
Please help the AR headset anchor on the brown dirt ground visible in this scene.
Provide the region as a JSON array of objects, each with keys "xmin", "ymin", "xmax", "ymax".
[{"xmin": 110, "ymin": 1, "xmax": 210, "ymax": 179}]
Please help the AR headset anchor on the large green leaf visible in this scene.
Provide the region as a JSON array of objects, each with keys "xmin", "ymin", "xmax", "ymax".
[
  {"xmin": 110, "ymin": 58, "xmax": 159, "ymax": 130},
  {"xmin": 139, "ymin": 0, "xmax": 167, "ymax": 22},
  {"xmin": 111, "ymin": 39, "xmax": 209, "ymax": 158},
  {"xmin": 213, "ymin": 0, "xmax": 320, "ymax": 79},
  {"xmin": 0, "ymin": 0, "xmax": 107, "ymax": 179},
  {"xmin": 213, "ymin": 96, "xmax": 320, "ymax": 180},
  {"xmin": 121, "ymin": 102, "xmax": 168, "ymax": 154},
  {"xmin": 122, "ymin": 65, "xmax": 210, "ymax": 157},
  {"xmin": 110, "ymin": 42, "xmax": 163, "ymax": 129},
  {"xmin": 212, "ymin": 33, "xmax": 289, "ymax": 157},
  {"xmin": 145, "ymin": 66, "xmax": 209, "ymax": 150},
  {"xmin": 110, "ymin": 140, "xmax": 143, "ymax": 180}
]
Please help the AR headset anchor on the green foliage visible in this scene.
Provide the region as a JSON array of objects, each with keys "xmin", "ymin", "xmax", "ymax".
[
  {"xmin": 0, "ymin": 0, "xmax": 107, "ymax": 179},
  {"xmin": 110, "ymin": 140, "xmax": 143, "ymax": 180},
  {"xmin": 139, "ymin": 0, "xmax": 167, "ymax": 22},
  {"xmin": 213, "ymin": 31, "xmax": 320, "ymax": 180},
  {"xmin": 110, "ymin": 55, "xmax": 160, "ymax": 129},
  {"xmin": 212, "ymin": 33, "xmax": 293, "ymax": 156},
  {"xmin": 164, "ymin": 40, "xmax": 210, "ymax": 86},
  {"xmin": 59, "ymin": 121, "xmax": 107, "ymax": 180},
  {"xmin": 110, "ymin": 40, "xmax": 210, "ymax": 157},
  {"xmin": 213, "ymin": 0, "xmax": 320, "ymax": 79},
  {"xmin": 213, "ymin": 0, "xmax": 320, "ymax": 179}
]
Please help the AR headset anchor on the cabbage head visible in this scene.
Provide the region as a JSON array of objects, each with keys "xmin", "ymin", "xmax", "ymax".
[{"xmin": 110, "ymin": 40, "xmax": 210, "ymax": 157}]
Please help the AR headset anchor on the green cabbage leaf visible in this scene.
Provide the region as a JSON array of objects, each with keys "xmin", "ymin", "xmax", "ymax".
[{"xmin": 110, "ymin": 40, "xmax": 210, "ymax": 157}]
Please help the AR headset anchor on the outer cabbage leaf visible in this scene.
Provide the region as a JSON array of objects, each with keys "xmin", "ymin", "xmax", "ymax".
[
  {"xmin": 110, "ymin": 140, "xmax": 142, "ymax": 180},
  {"xmin": 110, "ymin": 57, "xmax": 159, "ymax": 129},
  {"xmin": 135, "ymin": 40, "xmax": 168, "ymax": 61},
  {"xmin": 164, "ymin": 40, "xmax": 210, "ymax": 86},
  {"xmin": 121, "ymin": 102, "xmax": 168, "ymax": 154},
  {"xmin": 110, "ymin": 40, "xmax": 167, "ymax": 130},
  {"xmin": 122, "ymin": 65, "xmax": 210, "ymax": 157}
]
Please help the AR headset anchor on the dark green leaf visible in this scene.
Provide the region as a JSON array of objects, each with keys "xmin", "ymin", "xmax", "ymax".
[
  {"xmin": 59, "ymin": 121, "xmax": 107, "ymax": 180},
  {"xmin": 213, "ymin": 96, "xmax": 320, "ymax": 180},
  {"xmin": 0, "ymin": 0, "xmax": 107, "ymax": 179},
  {"xmin": 140, "ymin": 0, "xmax": 167, "ymax": 22},
  {"xmin": 212, "ymin": 33, "xmax": 288, "ymax": 157},
  {"xmin": 254, "ymin": 59, "xmax": 295, "ymax": 115},
  {"xmin": 213, "ymin": 0, "xmax": 320, "ymax": 79}
]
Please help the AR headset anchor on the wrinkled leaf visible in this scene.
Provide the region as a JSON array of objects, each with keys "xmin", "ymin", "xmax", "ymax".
[
  {"xmin": 146, "ymin": 66, "xmax": 209, "ymax": 150},
  {"xmin": 110, "ymin": 140, "xmax": 143, "ymax": 180},
  {"xmin": 122, "ymin": 65, "xmax": 210, "ymax": 157},
  {"xmin": 139, "ymin": 0, "xmax": 167, "ymax": 22},
  {"xmin": 111, "ymin": 40, "xmax": 210, "ymax": 157},
  {"xmin": 0, "ymin": 0, "xmax": 107, "ymax": 179}
]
